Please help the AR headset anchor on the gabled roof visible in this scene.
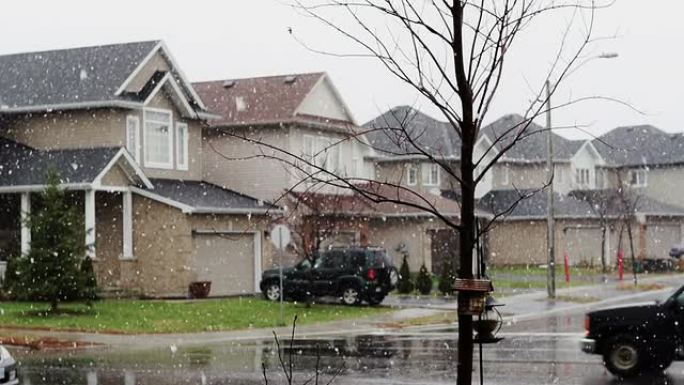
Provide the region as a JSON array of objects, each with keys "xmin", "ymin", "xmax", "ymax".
[
  {"xmin": 480, "ymin": 114, "xmax": 584, "ymax": 162},
  {"xmin": 363, "ymin": 108, "xmax": 584, "ymax": 163},
  {"xmin": 479, "ymin": 188, "xmax": 684, "ymax": 220},
  {"xmin": 290, "ymin": 181, "xmax": 462, "ymax": 218},
  {"xmin": 134, "ymin": 179, "xmax": 279, "ymax": 215},
  {"xmin": 593, "ymin": 125, "xmax": 684, "ymax": 167},
  {"xmin": 0, "ymin": 40, "xmax": 207, "ymax": 115},
  {"xmin": 193, "ymin": 72, "xmax": 353, "ymax": 128},
  {"xmin": 0, "ymin": 137, "xmax": 151, "ymax": 190},
  {"xmin": 364, "ymin": 105, "xmax": 459, "ymax": 159}
]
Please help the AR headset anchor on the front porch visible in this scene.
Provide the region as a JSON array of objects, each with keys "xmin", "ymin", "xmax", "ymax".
[{"xmin": 0, "ymin": 189, "xmax": 135, "ymax": 288}]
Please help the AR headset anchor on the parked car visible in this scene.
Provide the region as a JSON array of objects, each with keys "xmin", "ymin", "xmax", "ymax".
[
  {"xmin": 260, "ymin": 247, "xmax": 399, "ymax": 306},
  {"xmin": 0, "ymin": 346, "xmax": 19, "ymax": 385},
  {"xmin": 582, "ymin": 285, "xmax": 684, "ymax": 377},
  {"xmin": 669, "ymin": 244, "xmax": 684, "ymax": 258}
]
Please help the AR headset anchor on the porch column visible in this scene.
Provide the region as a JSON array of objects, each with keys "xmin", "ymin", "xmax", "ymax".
[
  {"xmin": 122, "ymin": 190, "xmax": 133, "ymax": 258},
  {"xmin": 20, "ymin": 192, "xmax": 31, "ymax": 255},
  {"xmin": 85, "ymin": 190, "xmax": 96, "ymax": 259}
]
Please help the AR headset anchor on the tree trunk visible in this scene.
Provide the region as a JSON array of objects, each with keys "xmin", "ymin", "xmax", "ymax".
[
  {"xmin": 600, "ymin": 224, "xmax": 607, "ymax": 283},
  {"xmin": 626, "ymin": 221, "xmax": 638, "ymax": 286},
  {"xmin": 457, "ymin": 121, "xmax": 476, "ymax": 385}
]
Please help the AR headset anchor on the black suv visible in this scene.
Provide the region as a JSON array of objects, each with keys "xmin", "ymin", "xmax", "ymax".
[
  {"xmin": 259, "ymin": 247, "xmax": 398, "ymax": 306},
  {"xmin": 582, "ymin": 285, "xmax": 684, "ymax": 377}
]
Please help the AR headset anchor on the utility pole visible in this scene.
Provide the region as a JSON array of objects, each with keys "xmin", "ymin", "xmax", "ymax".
[
  {"xmin": 544, "ymin": 53, "xmax": 618, "ymax": 298},
  {"xmin": 546, "ymin": 79, "xmax": 556, "ymax": 299}
]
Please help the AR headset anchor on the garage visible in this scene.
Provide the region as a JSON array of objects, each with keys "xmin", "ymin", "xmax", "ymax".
[
  {"xmin": 564, "ymin": 228, "xmax": 602, "ymax": 266},
  {"xmin": 191, "ymin": 231, "xmax": 260, "ymax": 297},
  {"xmin": 646, "ymin": 224, "xmax": 681, "ymax": 259}
]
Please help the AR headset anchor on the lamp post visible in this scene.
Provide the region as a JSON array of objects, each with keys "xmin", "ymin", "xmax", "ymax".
[{"xmin": 546, "ymin": 52, "xmax": 618, "ymax": 298}]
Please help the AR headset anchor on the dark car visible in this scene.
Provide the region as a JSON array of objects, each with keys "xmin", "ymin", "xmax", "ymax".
[
  {"xmin": 259, "ymin": 247, "xmax": 398, "ymax": 306},
  {"xmin": 582, "ymin": 285, "xmax": 684, "ymax": 377},
  {"xmin": 0, "ymin": 346, "xmax": 19, "ymax": 385}
]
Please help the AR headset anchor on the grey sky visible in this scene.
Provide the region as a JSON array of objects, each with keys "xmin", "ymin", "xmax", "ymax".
[{"xmin": 0, "ymin": 1, "xmax": 680, "ymax": 139}]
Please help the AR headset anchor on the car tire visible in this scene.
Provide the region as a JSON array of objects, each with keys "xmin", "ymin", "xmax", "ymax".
[
  {"xmin": 367, "ymin": 293, "xmax": 386, "ymax": 306},
  {"xmin": 263, "ymin": 281, "xmax": 281, "ymax": 302},
  {"xmin": 603, "ymin": 335, "xmax": 670, "ymax": 378},
  {"xmin": 603, "ymin": 335, "xmax": 642, "ymax": 378},
  {"xmin": 341, "ymin": 284, "xmax": 362, "ymax": 306}
]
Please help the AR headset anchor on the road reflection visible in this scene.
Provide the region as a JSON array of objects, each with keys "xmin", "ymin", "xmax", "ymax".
[{"xmin": 13, "ymin": 333, "xmax": 684, "ymax": 385}]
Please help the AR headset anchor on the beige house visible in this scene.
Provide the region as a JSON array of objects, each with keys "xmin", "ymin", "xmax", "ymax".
[
  {"xmin": 365, "ymin": 107, "xmax": 684, "ymax": 267},
  {"xmin": 0, "ymin": 41, "xmax": 279, "ymax": 297},
  {"xmin": 194, "ymin": 78, "xmax": 464, "ymax": 274}
]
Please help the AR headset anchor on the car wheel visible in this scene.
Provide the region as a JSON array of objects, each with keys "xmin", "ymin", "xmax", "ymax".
[
  {"xmin": 389, "ymin": 268, "xmax": 399, "ymax": 287},
  {"xmin": 263, "ymin": 282, "xmax": 281, "ymax": 302},
  {"xmin": 604, "ymin": 335, "xmax": 657, "ymax": 378},
  {"xmin": 341, "ymin": 285, "xmax": 361, "ymax": 306}
]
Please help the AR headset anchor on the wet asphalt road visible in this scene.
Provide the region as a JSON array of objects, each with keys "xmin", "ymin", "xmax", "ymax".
[{"xmin": 12, "ymin": 291, "xmax": 683, "ymax": 385}]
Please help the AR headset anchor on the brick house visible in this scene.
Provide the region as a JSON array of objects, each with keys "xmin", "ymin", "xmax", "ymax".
[
  {"xmin": 0, "ymin": 41, "xmax": 279, "ymax": 297},
  {"xmin": 365, "ymin": 106, "xmax": 684, "ymax": 267}
]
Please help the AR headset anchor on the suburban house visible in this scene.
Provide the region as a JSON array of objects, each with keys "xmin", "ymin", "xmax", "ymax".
[
  {"xmin": 194, "ymin": 77, "xmax": 463, "ymax": 273},
  {"xmin": 0, "ymin": 41, "xmax": 280, "ymax": 298},
  {"xmin": 365, "ymin": 106, "xmax": 684, "ymax": 268}
]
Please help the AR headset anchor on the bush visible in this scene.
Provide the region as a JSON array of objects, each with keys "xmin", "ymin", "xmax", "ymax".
[
  {"xmin": 416, "ymin": 263, "xmax": 433, "ymax": 295},
  {"xmin": 396, "ymin": 256, "xmax": 414, "ymax": 294},
  {"xmin": 438, "ymin": 260, "xmax": 456, "ymax": 295}
]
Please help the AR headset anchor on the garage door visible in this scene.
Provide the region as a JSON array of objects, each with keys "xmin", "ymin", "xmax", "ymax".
[
  {"xmin": 192, "ymin": 233, "xmax": 257, "ymax": 296},
  {"xmin": 564, "ymin": 228, "xmax": 602, "ymax": 266},
  {"xmin": 647, "ymin": 225, "xmax": 681, "ymax": 259}
]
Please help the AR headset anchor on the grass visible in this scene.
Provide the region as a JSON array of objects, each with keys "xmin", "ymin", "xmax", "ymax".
[
  {"xmin": 547, "ymin": 295, "xmax": 601, "ymax": 304},
  {"xmin": 377, "ymin": 311, "xmax": 457, "ymax": 329},
  {"xmin": 0, "ymin": 298, "xmax": 391, "ymax": 334},
  {"xmin": 616, "ymin": 282, "xmax": 667, "ymax": 292},
  {"xmin": 489, "ymin": 265, "xmax": 607, "ymax": 278}
]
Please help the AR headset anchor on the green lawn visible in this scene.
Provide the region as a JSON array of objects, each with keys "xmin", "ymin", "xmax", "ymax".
[
  {"xmin": 0, "ymin": 298, "xmax": 391, "ymax": 334},
  {"xmin": 489, "ymin": 265, "xmax": 607, "ymax": 278}
]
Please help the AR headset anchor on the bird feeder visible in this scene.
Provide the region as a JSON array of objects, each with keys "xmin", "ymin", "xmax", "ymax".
[
  {"xmin": 453, "ymin": 278, "xmax": 493, "ymax": 315},
  {"xmin": 473, "ymin": 295, "xmax": 504, "ymax": 343}
]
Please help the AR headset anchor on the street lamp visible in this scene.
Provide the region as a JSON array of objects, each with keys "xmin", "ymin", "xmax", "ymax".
[{"xmin": 546, "ymin": 52, "xmax": 618, "ymax": 298}]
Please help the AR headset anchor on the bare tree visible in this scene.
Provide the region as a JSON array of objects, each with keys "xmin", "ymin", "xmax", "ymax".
[
  {"xmin": 213, "ymin": 1, "xmax": 612, "ymax": 383},
  {"xmin": 615, "ymin": 169, "xmax": 641, "ymax": 286}
]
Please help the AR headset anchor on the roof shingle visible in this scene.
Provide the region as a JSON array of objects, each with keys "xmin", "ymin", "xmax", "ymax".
[
  {"xmin": 0, "ymin": 41, "xmax": 160, "ymax": 111},
  {"xmin": 194, "ymin": 73, "xmax": 329, "ymax": 127}
]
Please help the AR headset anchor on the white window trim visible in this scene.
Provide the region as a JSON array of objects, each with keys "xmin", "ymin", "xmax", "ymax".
[
  {"xmin": 407, "ymin": 164, "xmax": 418, "ymax": 186},
  {"xmin": 176, "ymin": 122, "xmax": 189, "ymax": 171},
  {"xmin": 126, "ymin": 115, "xmax": 141, "ymax": 163},
  {"xmin": 628, "ymin": 169, "xmax": 648, "ymax": 188},
  {"xmin": 423, "ymin": 163, "xmax": 440, "ymax": 186},
  {"xmin": 143, "ymin": 108, "xmax": 174, "ymax": 170}
]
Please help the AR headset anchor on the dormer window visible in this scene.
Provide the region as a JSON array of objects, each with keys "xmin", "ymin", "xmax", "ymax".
[
  {"xmin": 575, "ymin": 168, "xmax": 591, "ymax": 187},
  {"xmin": 143, "ymin": 108, "xmax": 174, "ymax": 169}
]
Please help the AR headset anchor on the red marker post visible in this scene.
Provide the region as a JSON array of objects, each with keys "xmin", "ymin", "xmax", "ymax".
[
  {"xmin": 564, "ymin": 252, "xmax": 571, "ymax": 283},
  {"xmin": 618, "ymin": 250, "xmax": 624, "ymax": 281}
]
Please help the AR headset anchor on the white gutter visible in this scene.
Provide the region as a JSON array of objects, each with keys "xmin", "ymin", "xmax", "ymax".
[{"xmin": 0, "ymin": 100, "xmax": 144, "ymax": 114}]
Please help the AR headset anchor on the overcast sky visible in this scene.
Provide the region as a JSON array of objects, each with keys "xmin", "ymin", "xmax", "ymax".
[{"xmin": 0, "ymin": 1, "xmax": 680, "ymax": 139}]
